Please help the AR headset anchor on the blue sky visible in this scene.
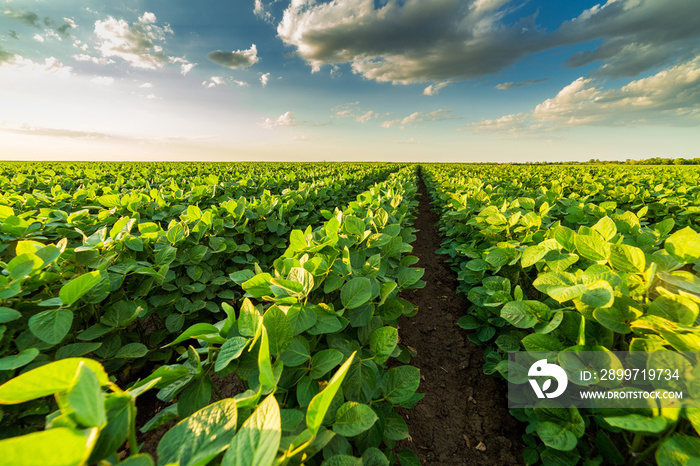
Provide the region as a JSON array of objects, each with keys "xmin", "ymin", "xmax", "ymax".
[{"xmin": 1, "ymin": 0, "xmax": 699, "ymax": 162}]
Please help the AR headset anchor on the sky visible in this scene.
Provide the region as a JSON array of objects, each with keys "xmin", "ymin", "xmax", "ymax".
[{"xmin": 0, "ymin": 0, "xmax": 699, "ymax": 162}]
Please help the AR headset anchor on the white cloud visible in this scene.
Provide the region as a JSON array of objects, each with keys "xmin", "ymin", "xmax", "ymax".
[
  {"xmin": 382, "ymin": 109, "xmax": 454, "ymax": 128},
  {"xmin": 203, "ymin": 76, "xmax": 225, "ymax": 88},
  {"xmin": 423, "ymin": 81, "xmax": 450, "ymax": 96},
  {"xmin": 260, "ymin": 72, "xmax": 270, "ymax": 87},
  {"xmin": 207, "ymin": 44, "xmax": 259, "ymax": 69},
  {"xmin": 262, "ymin": 111, "xmax": 296, "ymax": 128},
  {"xmin": 202, "ymin": 76, "xmax": 249, "ymax": 89},
  {"xmin": 140, "ymin": 82, "xmax": 153, "ymax": 88},
  {"xmin": 254, "ymin": 0, "xmax": 275, "ymax": 24},
  {"xmin": 1, "ymin": 55, "xmax": 73, "ymax": 78},
  {"xmin": 33, "ymin": 34, "xmax": 44, "ymax": 42},
  {"xmin": 72, "ymin": 54, "xmax": 115, "ymax": 65},
  {"xmin": 180, "ymin": 62, "xmax": 195, "ymax": 75},
  {"xmin": 332, "ymin": 102, "xmax": 377, "ymax": 123},
  {"xmin": 467, "ymin": 113, "xmax": 532, "ymax": 133},
  {"xmin": 91, "ymin": 76, "xmax": 115, "ymax": 85},
  {"xmin": 139, "ymin": 12, "xmax": 156, "ymax": 24},
  {"xmin": 73, "ymin": 39, "xmax": 89, "ymax": 52},
  {"xmin": 356, "ymin": 110, "xmax": 374, "ymax": 123},
  {"xmin": 470, "ymin": 57, "xmax": 700, "ymax": 132},
  {"xmin": 94, "ymin": 12, "xmax": 179, "ymax": 69},
  {"xmin": 146, "ymin": 93, "xmax": 157, "ymax": 100}
]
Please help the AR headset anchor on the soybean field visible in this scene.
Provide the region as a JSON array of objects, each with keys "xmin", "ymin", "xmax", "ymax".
[{"xmin": 1, "ymin": 162, "xmax": 700, "ymax": 466}]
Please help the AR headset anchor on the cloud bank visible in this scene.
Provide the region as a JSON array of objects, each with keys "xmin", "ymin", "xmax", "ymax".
[
  {"xmin": 277, "ymin": 0, "xmax": 700, "ymax": 87},
  {"xmin": 470, "ymin": 57, "xmax": 700, "ymax": 132}
]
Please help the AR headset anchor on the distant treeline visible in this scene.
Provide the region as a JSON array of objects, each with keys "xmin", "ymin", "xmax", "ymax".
[
  {"xmin": 498, "ymin": 157, "xmax": 700, "ymax": 165},
  {"xmin": 592, "ymin": 157, "xmax": 700, "ymax": 165}
]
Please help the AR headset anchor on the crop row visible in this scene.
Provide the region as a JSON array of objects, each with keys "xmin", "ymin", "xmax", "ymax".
[
  {"xmin": 0, "ymin": 164, "xmax": 425, "ymax": 465},
  {"xmin": 0, "ymin": 163, "xmax": 398, "ymax": 380},
  {"xmin": 0, "ymin": 162, "xmax": 399, "ymax": 201},
  {"xmin": 423, "ymin": 164, "xmax": 700, "ymax": 466}
]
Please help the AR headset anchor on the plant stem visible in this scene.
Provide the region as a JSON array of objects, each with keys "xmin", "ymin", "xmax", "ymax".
[
  {"xmin": 129, "ymin": 400, "xmax": 139, "ymax": 456},
  {"xmin": 631, "ymin": 433, "xmax": 644, "ymax": 454}
]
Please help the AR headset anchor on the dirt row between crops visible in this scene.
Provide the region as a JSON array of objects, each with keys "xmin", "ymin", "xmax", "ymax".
[{"xmin": 395, "ymin": 167, "xmax": 523, "ymax": 465}]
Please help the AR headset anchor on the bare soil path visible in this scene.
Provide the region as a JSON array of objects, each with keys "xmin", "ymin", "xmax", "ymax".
[{"xmin": 396, "ymin": 167, "xmax": 523, "ymax": 465}]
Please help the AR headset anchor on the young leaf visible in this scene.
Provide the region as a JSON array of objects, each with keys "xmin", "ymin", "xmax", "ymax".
[
  {"xmin": 258, "ymin": 327, "xmax": 275, "ymax": 392},
  {"xmin": 610, "ymin": 244, "xmax": 646, "ymax": 274},
  {"xmin": 665, "ymin": 226, "xmax": 700, "ymax": 263},
  {"xmin": 59, "ymin": 271, "xmax": 102, "ymax": 306},
  {"xmin": 0, "ymin": 427, "xmax": 98, "ymax": 466},
  {"xmin": 306, "ymin": 352, "xmax": 356, "ymax": 436},
  {"xmin": 215, "ymin": 337, "xmax": 249, "ymax": 372},
  {"xmin": 0, "ymin": 358, "xmax": 108, "ymax": 404},
  {"xmin": 67, "ymin": 362, "xmax": 107, "ymax": 428},
  {"xmin": 221, "ymin": 394, "xmax": 281, "ymax": 466},
  {"xmin": 655, "ymin": 435, "xmax": 700, "ymax": 466},
  {"xmin": 158, "ymin": 399, "xmax": 238, "ymax": 466}
]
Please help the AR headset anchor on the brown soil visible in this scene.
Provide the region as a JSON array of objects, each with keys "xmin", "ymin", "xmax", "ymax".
[{"xmin": 396, "ymin": 168, "xmax": 523, "ymax": 465}]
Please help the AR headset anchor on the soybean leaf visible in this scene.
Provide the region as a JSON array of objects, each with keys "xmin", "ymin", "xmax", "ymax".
[
  {"xmin": 665, "ymin": 227, "xmax": 700, "ymax": 263},
  {"xmin": 306, "ymin": 352, "xmax": 356, "ymax": 436},
  {"xmin": 59, "ymin": 271, "xmax": 102, "ymax": 306},
  {"xmin": 279, "ymin": 336, "xmax": 310, "ymax": 368},
  {"xmin": 610, "ymin": 244, "xmax": 646, "ymax": 274},
  {"xmin": 221, "ymin": 394, "xmax": 280, "ymax": 466},
  {"xmin": 157, "ymin": 399, "xmax": 238, "ymax": 466},
  {"xmin": 263, "ymin": 306, "xmax": 293, "ymax": 355},
  {"xmin": 28, "ymin": 309, "xmax": 73, "ymax": 345},
  {"xmin": 215, "ymin": 337, "xmax": 249, "ymax": 372},
  {"xmin": 165, "ymin": 323, "xmax": 220, "ymax": 347},
  {"xmin": 310, "ymin": 349, "xmax": 344, "ymax": 380},
  {"xmin": 0, "ymin": 427, "xmax": 98, "ymax": 466},
  {"xmin": 0, "ymin": 307, "xmax": 21, "ymax": 324},
  {"xmin": 0, "ymin": 348, "xmax": 39, "ymax": 371},
  {"xmin": 381, "ymin": 366, "xmax": 420, "ymax": 404},
  {"xmin": 341, "ymin": 278, "xmax": 372, "ymax": 309},
  {"xmin": 369, "ymin": 327, "xmax": 398, "ymax": 359},
  {"xmin": 67, "ymin": 362, "xmax": 107, "ymax": 428},
  {"xmin": 0, "ymin": 358, "xmax": 108, "ymax": 404},
  {"xmin": 333, "ymin": 402, "xmax": 378, "ymax": 437},
  {"xmin": 655, "ymin": 435, "xmax": 700, "ymax": 466},
  {"xmin": 115, "ymin": 343, "xmax": 148, "ymax": 359},
  {"xmin": 501, "ymin": 301, "xmax": 546, "ymax": 329}
]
